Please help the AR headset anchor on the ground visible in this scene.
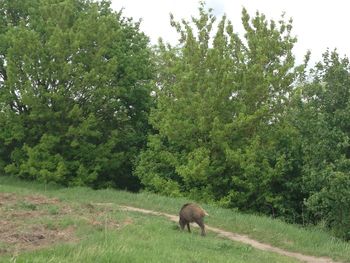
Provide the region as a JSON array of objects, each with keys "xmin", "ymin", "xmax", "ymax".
[
  {"xmin": 0, "ymin": 193, "xmax": 121, "ymax": 256},
  {"xmin": 0, "ymin": 193, "xmax": 342, "ymax": 263}
]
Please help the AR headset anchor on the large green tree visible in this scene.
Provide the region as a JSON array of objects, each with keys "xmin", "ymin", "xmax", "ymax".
[
  {"xmin": 294, "ymin": 50, "xmax": 350, "ymax": 239},
  {"xmin": 0, "ymin": 0, "xmax": 154, "ymax": 190},
  {"xmin": 136, "ymin": 4, "xmax": 305, "ymax": 218}
]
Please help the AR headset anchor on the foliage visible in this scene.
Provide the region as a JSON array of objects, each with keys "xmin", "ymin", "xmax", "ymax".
[
  {"xmin": 295, "ymin": 51, "xmax": 350, "ymax": 239},
  {"xmin": 136, "ymin": 3, "xmax": 304, "ymax": 220},
  {"xmin": 0, "ymin": 0, "xmax": 154, "ymax": 190}
]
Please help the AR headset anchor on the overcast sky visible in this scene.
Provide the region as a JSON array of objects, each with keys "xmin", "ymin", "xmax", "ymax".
[{"xmin": 110, "ymin": 0, "xmax": 350, "ymax": 65}]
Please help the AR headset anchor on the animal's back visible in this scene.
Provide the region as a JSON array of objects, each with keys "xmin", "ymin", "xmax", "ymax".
[{"xmin": 179, "ymin": 203, "xmax": 208, "ymax": 221}]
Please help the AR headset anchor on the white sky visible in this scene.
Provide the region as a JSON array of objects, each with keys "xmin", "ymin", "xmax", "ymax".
[{"xmin": 110, "ymin": 0, "xmax": 350, "ymax": 65}]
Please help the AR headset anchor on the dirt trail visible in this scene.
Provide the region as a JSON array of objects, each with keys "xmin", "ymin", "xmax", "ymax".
[{"xmin": 119, "ymin": 205, "xmax": 341, "ymax": 263}]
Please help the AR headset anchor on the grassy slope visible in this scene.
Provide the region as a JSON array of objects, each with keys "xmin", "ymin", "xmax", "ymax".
[
  {"xmin": 1, "ymin": 211, "xmax": 300, "ymax": 263},
  {"xmin": 0, "ymin": 176, "xmax": 349, "ymax": 263}
]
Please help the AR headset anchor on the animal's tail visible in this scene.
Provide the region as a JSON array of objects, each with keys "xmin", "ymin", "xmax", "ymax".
[{"xmin": 201, "ymin": 207, "xmax": 209, "ymax": 216}]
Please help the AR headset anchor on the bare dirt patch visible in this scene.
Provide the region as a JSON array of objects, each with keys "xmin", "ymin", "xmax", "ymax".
[
  {"xmin": 1, "ymin": 225, "xmax": 76, "ymax": 255},
  {"xmin": 0, "ymin": 193, "xmax": 58, "ymax": 205},
  {"xmin": 0, "ymin": 193, "xmax": 77, "ymax": 255},
  {"xmin": 0, "ymin": 193, "xmax": 121, "ymax": 256}
]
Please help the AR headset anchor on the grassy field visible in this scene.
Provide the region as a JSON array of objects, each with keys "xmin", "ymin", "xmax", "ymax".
[{"xmin": 0, "ymin": 176, "xmax": 349, "ymax": 263}]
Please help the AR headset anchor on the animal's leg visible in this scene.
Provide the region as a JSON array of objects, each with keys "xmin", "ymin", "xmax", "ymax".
[
  {"xmin": 179, "ymin": 219, "xmax": 185, "ymax": 230},
  {"xmin": 186, "ymin": 223, "xmax": 191, "ymax": 233},
  {"xmin": 195, "ymin": 219, "xmax": 206, "ymax": 236}
]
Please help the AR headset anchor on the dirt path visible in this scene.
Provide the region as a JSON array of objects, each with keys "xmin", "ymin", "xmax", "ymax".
[{"xmin": 119, "ymin": 205, "xmax": 341, "ymax": 263}]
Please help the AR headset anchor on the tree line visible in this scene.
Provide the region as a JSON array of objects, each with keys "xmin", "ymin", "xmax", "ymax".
[{"xmin": 1, "ymin": 0, "xmax": 349, "ymax": 239}]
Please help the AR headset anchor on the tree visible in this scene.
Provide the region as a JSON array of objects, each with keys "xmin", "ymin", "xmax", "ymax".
[
  {"xmin": 136, "ymin": 3, "xmax": 304, "ymax": 219},
  {"xmin": 295, "ymin": 50, "xmax": 350, "ymax": 239},
  {"xmin": 0, "ymin": 0, "xmax": 154, "ymax": 190}
]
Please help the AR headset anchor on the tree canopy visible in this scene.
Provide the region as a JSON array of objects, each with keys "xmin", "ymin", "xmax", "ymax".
[
  {"xmin": 136, "ymin": 4, "xmax": 303, "ymax": 217},
  {"xmin": 0, "ymin": 0, "xmax": 154, "ymax": 190}
]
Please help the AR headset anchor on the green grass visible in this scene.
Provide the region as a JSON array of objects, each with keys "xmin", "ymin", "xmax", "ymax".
[
  {"xmin": 2, "ymin": 212, "xmax": 301, "ymax": 263},
  {"xmin": 0, "ymin": 176, "xmax": 349, "ymax": 263}
]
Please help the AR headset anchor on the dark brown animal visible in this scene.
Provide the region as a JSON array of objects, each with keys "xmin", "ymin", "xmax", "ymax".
[{"xmin": 179, "ymin": 203, "xmax": 208, "ymax": 236}]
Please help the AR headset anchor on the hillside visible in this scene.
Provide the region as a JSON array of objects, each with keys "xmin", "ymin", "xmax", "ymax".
[{"xmin": 0, "ymin": 177, "xmax": 349, "ymax": 263}]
